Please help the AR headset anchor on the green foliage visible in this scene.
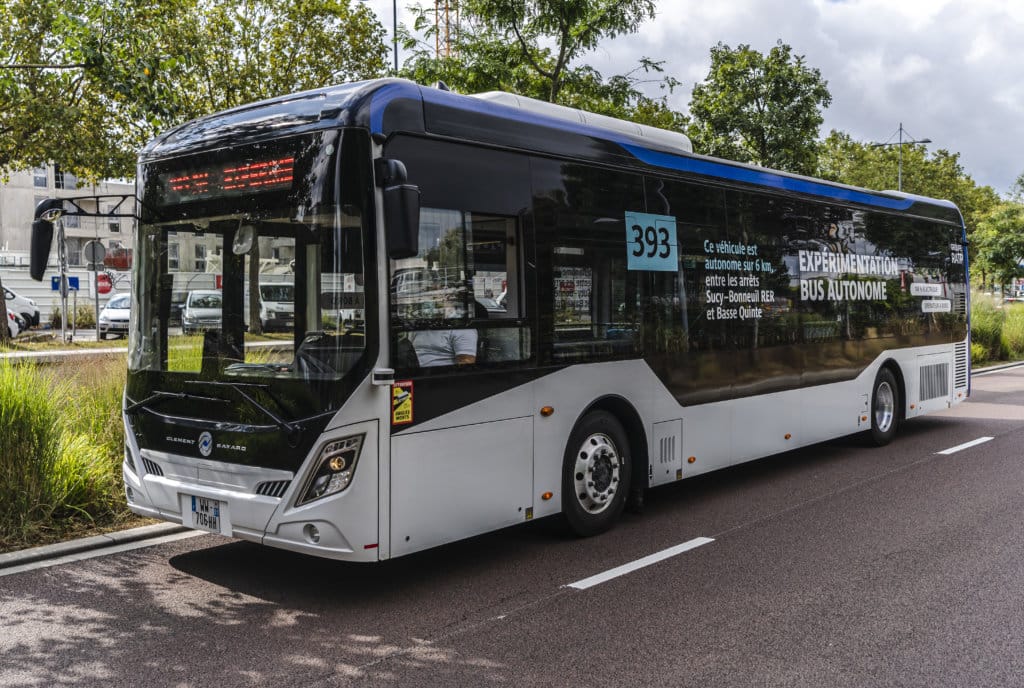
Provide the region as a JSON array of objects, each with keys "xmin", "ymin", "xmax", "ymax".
[
  {"xmin": 970, "ymin": 295, "xmax": 1004, "ymax": 361},
  {"xmin": 0, "ymin": 0, "xmax": 389, "ymax": 181},
  {"xmin": 970, "ymin": 342, "xmax": 987, "ymax": 366},
  {"xmin": 1000, "ymin": 304, "xmax": 1024, "ymax": 358},
  {"xmin": 0, "ymin": 358, "xmax": 127, "ymax": 549},
  {"xmin": 687, "ymin": 41, "xmax": 831, "ymax": 175},
  {"xmin": 48, "ymin": 304, "xmax": 98, "ymax": 328},
  {"xmin": 400, "ymin": 0, "xmax": 684, "ymax": 129},
  {"xmin": 971, "ymin": 203, "xmax": 1024, "ymax": 290},
  {"xmin": 817, "ymin": 130, "xmax": 1000, "ymax": 233}
]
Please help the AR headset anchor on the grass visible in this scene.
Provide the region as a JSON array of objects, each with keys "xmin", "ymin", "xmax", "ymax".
[{"xmin": 0, "ymin": 357, "xmax": 143, "ymax": 553}]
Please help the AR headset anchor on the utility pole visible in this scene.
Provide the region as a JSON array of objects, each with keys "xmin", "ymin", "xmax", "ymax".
[{"xmin": 870, "ymin": 123, "xmax": 931, "ymax": 192}]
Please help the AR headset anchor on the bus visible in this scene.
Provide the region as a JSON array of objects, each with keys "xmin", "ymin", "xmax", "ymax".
[{"xmin": 30, "ymin": 79, "xmax": 970, "ymax": 561}]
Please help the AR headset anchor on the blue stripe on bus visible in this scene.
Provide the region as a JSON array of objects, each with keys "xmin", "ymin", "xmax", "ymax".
[
  {"xmin": 372, "ymin": 84, "xmax": 918, "ymax": 211},
  {"xmin": 620, "ymin": 144, "xmax": 915, "ymax": 211}
]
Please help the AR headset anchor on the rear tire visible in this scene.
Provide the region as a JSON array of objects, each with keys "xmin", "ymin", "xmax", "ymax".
[
  {"xmin": 870, "ymin": 367, "xmax": 900, "ymax": 446},
  {"xmin": 562, "ymin": 410, "xmax": 631, "ymax": 537}
]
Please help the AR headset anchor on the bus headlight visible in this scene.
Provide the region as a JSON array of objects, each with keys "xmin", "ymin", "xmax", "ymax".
[{"xmin": 297, "ymin": 434, "xmax": 365, "ymax": 506}]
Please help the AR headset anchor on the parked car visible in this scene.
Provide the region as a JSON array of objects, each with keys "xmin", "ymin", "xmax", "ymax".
[
  {"xmin": 182, "ymin": 290, "xmax": 222, "ymax": 335},
  {"xmin": 98, "ymin": 294, "xmax": 131, "ymax": 339},
  {"xmin": 5, "ymin": 308, "xmax": 20, "ymax": 338},
  {"xmin": 257, "ymin": 282, "xmax": 294, "ymax": 332},
  {"xmin": 4, "ymin": 287, "xmax": 40, "ymax": 327}
]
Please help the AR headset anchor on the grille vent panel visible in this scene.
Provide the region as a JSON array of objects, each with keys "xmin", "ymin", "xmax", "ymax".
[
  {"xmin": 954, "ymin": 342, "xmax": 968, "ymax": 390},
  {"xmin": 256, "ymin": 480, "xmax": 291, "ymax": 498},
  {"xmin": 920, "ymin": 362, "xmax": 950, "ymax": 401},
  {"xmin": 141, "ymin": 458, "xmax": 164, "ymax": 476}
]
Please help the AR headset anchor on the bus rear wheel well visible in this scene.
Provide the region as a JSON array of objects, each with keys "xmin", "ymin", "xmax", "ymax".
[
  {"xmin": 579, "ymin": 396, "xmax": 648, "ymax": 506},
  {"xmin": 879, "ymin": 359, "xmax": 907, "ymax": 421}
]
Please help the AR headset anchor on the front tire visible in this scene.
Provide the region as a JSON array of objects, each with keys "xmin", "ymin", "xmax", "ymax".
[
  {"xmin": 562, "ymin": 410, "xmax": 631, "ymax": 537},
  {"xmin": 870, "ymin": 367, "xmax": 900, "ymax": 446}
]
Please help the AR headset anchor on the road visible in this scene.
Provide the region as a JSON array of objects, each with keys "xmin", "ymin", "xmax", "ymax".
[{"xmin": 3, "ymin": 368, "xmax": 1024, "ymax": 687}]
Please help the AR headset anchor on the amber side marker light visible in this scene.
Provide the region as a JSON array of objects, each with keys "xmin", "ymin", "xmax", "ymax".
[
  {"xmin": 540, "ymin": 406, "xmax": 554, "ymax": 417},
  {"xmin": 687, "ymin": 456, "xmax": 696, "ymax": 464},
  {"xmin": 861, "ymin": 415, "xmax": 868, "ymax": 422},
  {"xmin": 542, "ymin": 491, "xmax": 553, "ymax": 501},
  {"xmin": 910, "ymin": 404, "xmax": 916, "ymax": 410},
  {"xmin": 784, "ymin": 433, "xmax": 792, "ymax": 440}
]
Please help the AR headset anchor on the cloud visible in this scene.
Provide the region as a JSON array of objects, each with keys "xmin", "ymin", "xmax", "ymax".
[{"xmin": 363, "ymin": 0, "xmax": 1021, "ymax": 193}]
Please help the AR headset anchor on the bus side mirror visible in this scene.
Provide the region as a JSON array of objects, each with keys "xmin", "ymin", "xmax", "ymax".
[
  {"xmin": 29, "ymin": 219, "xmax": 54, "ymax": 281},
  {"xmin": 384, "ymin": 184, "xmax": 420, "ymax": 260}
]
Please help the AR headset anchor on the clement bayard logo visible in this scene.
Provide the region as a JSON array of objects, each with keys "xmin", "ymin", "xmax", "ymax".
[{"xmin": 197, "ymin": 432, "xmax": 214, "ymax": 457}]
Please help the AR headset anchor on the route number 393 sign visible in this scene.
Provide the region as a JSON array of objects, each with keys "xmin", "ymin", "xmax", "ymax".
[{"xmin": 625, "ymin": 211, "xmax": 677, "ymax": 271}]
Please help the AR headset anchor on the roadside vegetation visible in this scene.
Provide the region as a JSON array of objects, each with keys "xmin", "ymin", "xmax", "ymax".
[
  {"xmin": 969, "ymin": 292, "xmax": 1024, "ymax": 366},
  {"xmin": 0, "ymin": 356, "xmax": 140, "ymax": 553}
]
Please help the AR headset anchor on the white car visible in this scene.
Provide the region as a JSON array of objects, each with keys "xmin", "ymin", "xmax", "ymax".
[
  {"xmin": 98, "ymin": 293, "xmax": 131, "ymax": 339},
  {"xmin": 4, "ymin": 287, "xmax": 39, "ymax": 327},
  {"xmin": 182, "ymin": 290, "xmax": 223, "ymax": 335},
  {"xmin": 5, "ymin": 308, "xmax": 20, "ymax": 338}
]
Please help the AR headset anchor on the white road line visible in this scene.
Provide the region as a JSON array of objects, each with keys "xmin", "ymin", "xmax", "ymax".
[
  {"xmin": 565, "ymin": 537, "xmax": 714, "ymax": 590},
  {"xmin": 937, "ymin": 436, "xmax": 994, "ymax": 455},
  {"xmin": 0, "ymin": 531, "xmax": 204, "ymax": 578}
]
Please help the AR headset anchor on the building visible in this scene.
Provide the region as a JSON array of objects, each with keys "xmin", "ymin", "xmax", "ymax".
[
  {"xmin": 0, "ymin": 165, "xmax": 135, "ymax": 315},
  {"xmin": 0, "ymin": 164, "xmax": 134, "ymax": 267}
]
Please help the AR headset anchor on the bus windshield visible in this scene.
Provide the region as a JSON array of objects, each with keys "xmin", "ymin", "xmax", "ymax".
[{"xmin": 129, "ymin": 131, "xmax": 372, "ymax": 387}]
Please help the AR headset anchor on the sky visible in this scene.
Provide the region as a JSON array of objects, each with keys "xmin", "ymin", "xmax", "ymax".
[{"xmin": 361, "ymin": 0, "xmax": 1022, "ymax": 195}]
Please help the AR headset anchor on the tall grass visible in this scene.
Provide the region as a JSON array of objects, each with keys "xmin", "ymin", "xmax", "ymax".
[
  {"xmin": 0, "ymin": 357, "xmax": 128, "ymax": 549},
  {"xmin": 1001, "ymin": 305, "xmax": 1024, "ymax": 359},
  {"xmin": 970, "ymin": 294, "xmax": 1004, "ymax": 362}
]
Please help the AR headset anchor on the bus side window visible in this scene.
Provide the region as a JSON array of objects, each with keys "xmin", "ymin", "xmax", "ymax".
[{"xmin": 389, "ymin": 209, "xmax": 531, "ymax": 370}]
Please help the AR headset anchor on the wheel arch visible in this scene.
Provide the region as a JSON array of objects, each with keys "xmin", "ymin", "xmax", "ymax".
[
  {"xmin": 575, "ymin": 395, "xmax": 649, "ymax": 489},
  {"xmin": 879, "ymin": 358, "xmax": 907, "ymax": 420}
]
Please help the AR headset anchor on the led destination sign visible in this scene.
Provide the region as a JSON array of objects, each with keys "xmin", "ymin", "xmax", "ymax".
[{"xmin": 159, "ymin": 156, "xmax": 295, "ymax": 204}]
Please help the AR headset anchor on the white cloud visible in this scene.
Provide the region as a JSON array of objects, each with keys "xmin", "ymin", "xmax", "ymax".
[{"xmin": 360, "ymin": 0, "xmax": 1022, "ymax": 194}]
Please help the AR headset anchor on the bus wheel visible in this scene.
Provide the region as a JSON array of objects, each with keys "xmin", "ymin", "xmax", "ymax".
[
  {"xmin": 870, "ymin": 368, "xmax": 900, "ymax": 446},
  {"xmin": 562, "ymin": 410, "xmax": 631, "ymax": 537}
]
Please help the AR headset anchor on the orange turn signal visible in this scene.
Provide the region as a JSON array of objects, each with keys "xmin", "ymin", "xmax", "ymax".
[
  {"xmin": 542, "ymin": 491, "xmax": 553, "ymax": 501},
  {"xmin": 784, "ymin": 433, "xmax": 792, "ymax": 440},
  {"xmin": 687, "ymin": 456, "xmax": 696, "ymax": 464},
  {"xmin": 540, "ymin": 406, "xmax": 554, "ymax": 417}
]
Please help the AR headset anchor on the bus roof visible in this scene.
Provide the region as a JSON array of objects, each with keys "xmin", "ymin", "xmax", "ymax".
[{"xmin": 141, "ymin": 79, "xmax": 963, "ymax": 226}]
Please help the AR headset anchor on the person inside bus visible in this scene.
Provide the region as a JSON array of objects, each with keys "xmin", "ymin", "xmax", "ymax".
[{"xmin": 408, "ymin": 329, "xmax": 478, "ymax": 366}]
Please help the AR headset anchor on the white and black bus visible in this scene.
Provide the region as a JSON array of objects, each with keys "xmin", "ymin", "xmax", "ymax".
[{"xmin": 31, "ymin": 79, "xmax": 971, "ymax": 561}]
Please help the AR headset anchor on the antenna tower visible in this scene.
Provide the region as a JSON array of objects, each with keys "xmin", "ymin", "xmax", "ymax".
[{"xmin": 435, "ymin": 0, "xmax": 460, "ymax": 58}]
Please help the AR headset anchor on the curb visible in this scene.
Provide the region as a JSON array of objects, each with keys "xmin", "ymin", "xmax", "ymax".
[
  {"xmin": 972, "ymin": 360, "xmax": 1024, "ymax": 375},
  {"xmin": 0, "ymin": 522, "xmax": 187, "ymax": 570}
]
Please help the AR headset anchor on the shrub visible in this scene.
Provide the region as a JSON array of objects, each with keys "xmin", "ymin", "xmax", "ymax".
[
  {"xmin": 971, "ymin": 342, "xmax": 988, "ymax": 366},
  {"xmin": 970, "ymin": 295, "xmax": 1005, "ymax": 361},
  {"xmin": 1001, "ymin": 305, "xmax": 1024, "ymax": 358},
  {"xmin": 49, "ymin": 304, "xmax": 99, "ymax": 329}
]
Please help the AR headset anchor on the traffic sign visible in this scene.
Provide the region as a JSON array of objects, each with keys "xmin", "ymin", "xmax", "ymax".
[
  {"xmin": 96, "ymin": 272, "xmax": 112, "ymax": 295},
  {"xmin": 51, "ymin": 276, "xmax": 80, "ymax": 291},
  {"xmin": 84, "ymin": 240, "xmax": 106, "ymax": 264}
]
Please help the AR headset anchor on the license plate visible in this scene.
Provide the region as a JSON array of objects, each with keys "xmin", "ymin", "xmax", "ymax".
[{"xmin": 189, "ymin": 495, "xmax": 221, "ymax": 533}]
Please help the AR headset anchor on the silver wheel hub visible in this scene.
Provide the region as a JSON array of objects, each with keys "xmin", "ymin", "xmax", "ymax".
[
  {"xmin": 875, "ymin": 381, "xmax": 895, "ymax": 432},
  {"xmin": 573, "ymin": 433, "xmax": 620, "ymax": 514}
]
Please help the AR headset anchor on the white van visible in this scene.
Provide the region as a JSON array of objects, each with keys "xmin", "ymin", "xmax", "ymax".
[{"xmin": 256, "ymin": 282, "xmax": 294, "ymax": 332}]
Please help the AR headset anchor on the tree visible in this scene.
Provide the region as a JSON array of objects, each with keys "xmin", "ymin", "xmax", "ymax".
[
  {"xmin": 817, "ymin": 130, "xmax": 1001, "ymax": 234},
  {"xmin": 460, "ymin": 0, "xmax": 656, "ymax": 102},
  {"xmin": 972, "ymin": 203, "xmax": 1024, "ymax": 291},
  {"xmin": 400, "ymin": 0, "xmax": 685, "ymax": 128},
  {"xmin": 688, "ymin": 41, "xmax": 831, "ymax": 175},
  {"xmin": 0, "ymin": 0, "xmax": 388, "ymax": 182}
]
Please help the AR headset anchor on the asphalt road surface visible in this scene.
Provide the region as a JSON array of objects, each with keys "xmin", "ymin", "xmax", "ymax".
[{"xmin": 4, "ymin": 367, "xmax": 1024, "ymax": 687}]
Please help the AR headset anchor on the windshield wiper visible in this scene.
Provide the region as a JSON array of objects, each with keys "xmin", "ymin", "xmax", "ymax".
[
  {"xmin": 185, "ymin": 380, "xmax": 300, "ymax": 440},
  {"xmin": 125, "ymin": 390, "xmax": 231, "ymax": 414}
]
